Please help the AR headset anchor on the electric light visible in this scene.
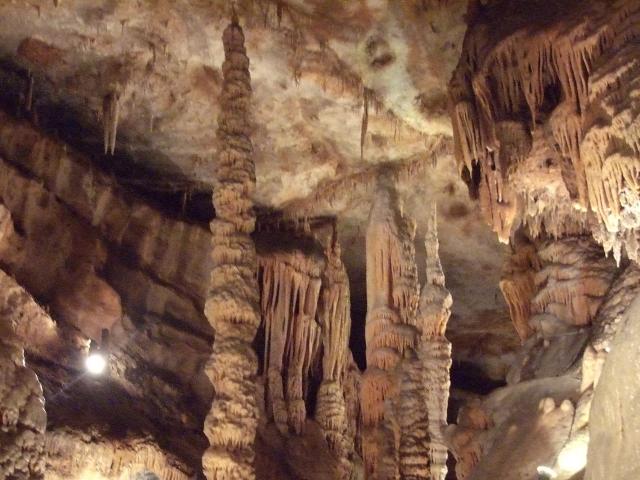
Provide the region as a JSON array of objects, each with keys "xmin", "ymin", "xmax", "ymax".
[
  {"xmin": 557, "ymin": 438, "xmax": 588, "ymax": 473},
  {"xmin": 537, "ymin": 465, "xmax": 558, "ymax": 479},
  {"xmin": 85, "ymin": 352, "xmax": 107, "ymax": 375}
]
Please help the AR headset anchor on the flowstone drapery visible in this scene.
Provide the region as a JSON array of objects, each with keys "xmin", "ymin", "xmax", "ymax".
[{"xmin": 258, "ymin": 242, "xmax": 324, "ymax": 436}]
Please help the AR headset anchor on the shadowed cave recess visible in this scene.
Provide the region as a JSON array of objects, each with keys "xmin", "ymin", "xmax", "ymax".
[{"xmin": 0, "ymin": 0, "xmax": 639, "ymax": 479}]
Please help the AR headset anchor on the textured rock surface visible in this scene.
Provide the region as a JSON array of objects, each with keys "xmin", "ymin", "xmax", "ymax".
[
  {"xmin": 1, "ymin": 0, "xmax": 640, "ymax": 479},
  {"xmin": 0, "ymin": 269, "xmax": 47, "ymax": 479},
  {"xmin": 0, "ymin": 0, "xmax": 516, "ymax": 383},
  {"xmin": 203, "ymin": 17, "xmax": 261, "ymax": 479},
  {"xmin": 586, "ymin": 270, "xmax": 640, "ymax": 480},
  {"xmin": 450, "ymin": 0, "xmax": 640, "ymax": 259}
]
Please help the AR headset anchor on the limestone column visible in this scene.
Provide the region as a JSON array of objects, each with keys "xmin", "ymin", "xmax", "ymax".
[
  {"xmin": 316, "ymin": 240, "xmax": 355, "ymax": 479},
  {"xmin": 202, "ymin": 15, "xmax": 261, "ymax": 480},
  {"xmin": 395, "ymin": 203, "xmax": 452, "ymax": 480},
  {"xmin": 361, "ymin": 180, "xmax": 419, "ymax": 479}
]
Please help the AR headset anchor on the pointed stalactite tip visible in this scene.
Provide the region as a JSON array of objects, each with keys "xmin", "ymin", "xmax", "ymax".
[{"xmin": 231, "ymin": 1, "xmax": 239, "ymax": 26}]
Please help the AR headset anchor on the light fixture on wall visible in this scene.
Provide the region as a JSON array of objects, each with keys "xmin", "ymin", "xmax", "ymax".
[
  {"xmin": 557, "ymin": 433, "xmax": 588, "ymax": 474},
  {"xmin": 85, "ymin": 329, "xmax": 110, "ymax": 376},
  {"xmin": 537, "ymin": 465, "xmax": 558, "ymax": 479}
]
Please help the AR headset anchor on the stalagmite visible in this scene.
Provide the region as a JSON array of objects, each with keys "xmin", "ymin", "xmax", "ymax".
[
  {"xmin": 316, "ymin": 239, "xmax": 355, "ymax": 479},
  {"xmin": 361, "ymin": 179, "xmax": 420, "ymax": 479},
  {"xmin": 396, "ymin": 203, "xmax": 453, "ymax": 480},
  {"xmin": 202, "ymin": 15, "xmax": 261, "ymax": 480}
]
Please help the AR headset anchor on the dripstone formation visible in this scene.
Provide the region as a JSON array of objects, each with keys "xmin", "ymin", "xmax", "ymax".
[
  {"xmin": 203, "ymin": 16, "xmax": 261, "ymax": 480},
  {"xmin": 0, "ymin": 1, "xmax": 639, "ymax": 479}
]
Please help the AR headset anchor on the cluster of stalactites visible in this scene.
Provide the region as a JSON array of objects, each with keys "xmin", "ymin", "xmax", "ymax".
[
  {"xmin": 258, "ymin": 249, "xmax": 324, "ymax": 436},
  {"xmin": 500, "ymin": 242, "xmax": 541, "ymax": 342},
  {"xmin": 361, "ymin": 182, "xmax": 422, "ymax": 479},
  {"xmin": 449, "ymin": 1, "xmax": 640, "ymax": 256},
  {"xmin": 203, "ymin": 16, "xmax": 261, "ymax": 480},
  {"xmin": 0, "ymin": 269, "xmax": 47, "ymax": 479}
]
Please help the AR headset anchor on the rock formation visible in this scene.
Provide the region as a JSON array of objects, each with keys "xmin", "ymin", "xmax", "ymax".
[
  {"xmin": 586, "ymin": 265, "xmax": 640, "ymax": 480},
  {"xmin": 445, "ymin": 3, "xmax": 640, "ymax": 476},
  {"xmin": 315, "ymin": 240, "xmax": 356, "ymax": 479},
  {"xmin": 258, "ymin": 238, "xmax": 324, "ymax": 436},
  {"xmin": 396, "ymin": 203, "xmax": 452, "ymax": 480},
  {"xmin": 0, "ymin": 269, "xmax": 47, "ymax": 479},
  {"xmin": 203, "ymin": 15, "xmax": 261, "ymax": 480},
  {"xmin": 0, "ymin": 1, "xmax": 638, "ymax": 479},
  {"xmin": 361, "ymin": 180, "xmax": 420, "ymax": 479},
  {"xmin": 450, "ymin": 0, "xmax": 640, "ymax": 259}
]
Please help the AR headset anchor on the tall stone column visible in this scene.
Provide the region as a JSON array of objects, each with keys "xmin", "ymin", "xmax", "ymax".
[
  {"xmin": 316, "ymin": 240, "xmax": 355, "ymax": 479},
  {"xmin": 203, "ymin": 15, "xmax": 261, "ymax": 480},
  {"xmin": 361, "ymin": 180, "xmax": 420, "ymax": 479},
  {"xmin": 396, "ymin": 203, "xmax": 452, "ymax": 480}
]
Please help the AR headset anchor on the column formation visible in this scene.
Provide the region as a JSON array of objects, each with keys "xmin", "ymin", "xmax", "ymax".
[
  {"xmin": 361, "ymin": 181, "xmax": 420, "ymax": 479},
  {"xmin": 203, "ymin": 16, "xmax": 261, "ymax": 480}
]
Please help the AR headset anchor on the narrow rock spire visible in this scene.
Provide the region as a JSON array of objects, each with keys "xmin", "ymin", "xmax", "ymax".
[{"xmin": 202, "ymin": 15, "xmax": 261, "ymax": 480}]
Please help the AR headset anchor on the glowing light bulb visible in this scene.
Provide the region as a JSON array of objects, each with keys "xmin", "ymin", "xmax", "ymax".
[
  {"xmin": 85, "ymin": 352, "xmax": 107, "ymax": 375},
  {"xmin": 557, "ymin": 440, "xmax": 588, "ymax": 472},
  {"xmin": 537, "ymin": 465, "xmax": 558, "ymax": 479}
]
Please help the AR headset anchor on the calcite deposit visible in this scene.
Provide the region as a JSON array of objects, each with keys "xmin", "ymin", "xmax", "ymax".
[
  {"xmin": 203, "ymin": 15, "xmax": 261, "ymax": 480},
  {"xmin": 0, "ymin": 0, "xmax": 638, "ymax": 479}
]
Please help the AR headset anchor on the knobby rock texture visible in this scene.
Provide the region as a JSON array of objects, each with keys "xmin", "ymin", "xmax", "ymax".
[
  {"xmin": 203, "ymin": 17, "xmax": 261, "ymax": 480},
  {"xmin": 450, "ymin": 0, "xmax": 640, "ymax": 262},
  {"xmin": 0, "ymin": 269, "xmax": 47, "ymax": 479},
  {"xmin": 396, "ymin": 203, "xmax": 452, "ymax": 480}
]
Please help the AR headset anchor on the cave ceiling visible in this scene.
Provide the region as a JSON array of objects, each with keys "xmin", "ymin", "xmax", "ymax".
[{"xmin": 0, "ymin": 0, "xmax": 516, "ymax": 375}]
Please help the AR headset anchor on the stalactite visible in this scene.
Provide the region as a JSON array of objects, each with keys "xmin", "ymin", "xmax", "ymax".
[
  {"xmin": 103, "ymin": 91, "xmax": 120, "ymax": 155},
  {"xmin": 361, "ymin": 87, "xmax": 371, "ymax": 160},
  {"xmin": 396, "ymin": 203, "xmax": 452, "ymax": 480},
  {"xmin": 315, "ymin": 240, "xmax": 354, "ymax": 479},
  {"xmin": 361, "ymin": 180, "xmax": 420, "ymax": 479},
  {"xmin": 499, "ymin": 241, "xmax": 541, "ymax": 342},
  {"xmin": 202, "ymin": 15, "xmax": 261, "ymax": 480},
  {"xmin": 448, "ymin": 0, "xmax": 640, "ymax": 254},
  {"xmin": 258, "ymin": 245, "xmax": 324, "ymax": 435},
  {"xmin": 25, "ymin": 72, "xmax": 34, "ymax": 113},
  {"xmin": 549, "ymin": 102, "xmax": 587, "ymax": 207}
]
